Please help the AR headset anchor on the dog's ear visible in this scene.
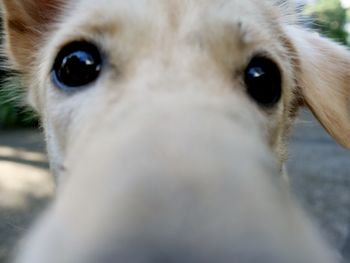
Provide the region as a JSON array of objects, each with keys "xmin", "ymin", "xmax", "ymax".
[
  {"xmin": 285, "ymin": 26, "xmax": 350, "ymax": 148},
  {"xmin": 0, "ymin": 0, "xmax": 64, "ymax": 71}
]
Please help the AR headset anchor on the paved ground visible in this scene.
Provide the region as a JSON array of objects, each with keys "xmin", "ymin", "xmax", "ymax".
[
  {"xmin": 288, "ymin": 111, "xmax": 350, "ymax": 261},
  {"xmin": 0, "ymin": 130, "xmax": 52, "ymax": 263},
  {"xmin": 0, "ymin": 110, "xmax": 349, "ymax": 262}
]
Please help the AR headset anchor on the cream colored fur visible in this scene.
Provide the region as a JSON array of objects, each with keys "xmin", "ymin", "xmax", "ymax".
[{"xmin": 0, "ymin": 0, "xmax": 349, "ymax": 262}]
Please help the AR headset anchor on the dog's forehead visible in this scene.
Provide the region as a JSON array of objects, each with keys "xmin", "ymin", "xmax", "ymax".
[
  {"xmin": 72, "ymin": 0, "xmax": 269, "ymax": 18},
  {"xmin": 63, "ymin": 0, "xmax": 280, "ymax": 43}
]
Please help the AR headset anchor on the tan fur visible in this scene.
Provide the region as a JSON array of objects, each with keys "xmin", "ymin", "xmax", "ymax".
[
  {"xmin": 0, "ymin": 0, "xmax": 349, "ymax": 262},
  {"xmin": 285, "ymin": 26, "xmax": 350, "ymax": 147},
  {"xmin": 1, "ymin": 0, "xmax": 64, "ymax": 70}
]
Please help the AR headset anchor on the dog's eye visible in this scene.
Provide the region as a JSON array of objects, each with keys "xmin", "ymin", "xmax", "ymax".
[
  {"xmin": 244, "ymin": 56, "xmax": 282, "ymax": 107},
  {"xmin": 52, "ymin": 41, "xmax": 102, "ymax": 90}
]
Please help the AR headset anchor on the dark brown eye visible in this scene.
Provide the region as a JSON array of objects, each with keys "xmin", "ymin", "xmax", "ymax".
[
  {"xmin": 52, "ymin": 41, "xmax": 102, "ymax": 91},
  {"xmin": 244, "ymin": 56, "xmax": 282, "ymax": 107}
]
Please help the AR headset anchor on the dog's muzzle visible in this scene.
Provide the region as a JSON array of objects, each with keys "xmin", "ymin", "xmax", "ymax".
[{"xmin": 13, "ymin": 95, "xmax": 337, "ymax": 263}]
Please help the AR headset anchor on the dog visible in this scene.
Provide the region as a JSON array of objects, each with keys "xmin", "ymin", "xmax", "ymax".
[{"xmin": 1, "ymin": 0, "xmax": 350, "ymax": 262}]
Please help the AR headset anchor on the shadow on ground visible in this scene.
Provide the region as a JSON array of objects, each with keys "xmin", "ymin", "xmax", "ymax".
[{"xmin": 0, "ymin": 130, "xmax": 52, "ymax": 263}]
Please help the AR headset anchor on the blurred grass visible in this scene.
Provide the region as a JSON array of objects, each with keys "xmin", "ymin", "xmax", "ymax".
[{"xmin": 0, "ymin": 72, "xmax": 39, "ymax": 129}]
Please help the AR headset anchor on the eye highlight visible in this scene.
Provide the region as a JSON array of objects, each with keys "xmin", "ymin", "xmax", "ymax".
[
  {"xmin": 244, "ymin": 56, "xmax": 282, "ymax": 107},
  {"xmin": 52, "ymin": 41, "xmax": 102, "ymax": 91}
]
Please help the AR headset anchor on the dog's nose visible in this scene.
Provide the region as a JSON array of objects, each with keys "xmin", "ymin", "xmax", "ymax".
[{"xmin": 12, "ymin": 98, "xmax": 337, "ymax": 263}]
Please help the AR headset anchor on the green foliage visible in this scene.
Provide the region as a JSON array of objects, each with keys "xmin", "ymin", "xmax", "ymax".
[
  {"xmin": 0, "ymin": 74, "xmax": 39, "ymax": 128},
  {"xmin": 0, "ymin": 101, "xmax": 37, "ymax": 128},
  {"xmin": 306, "ymin": 0, "xmax": 349, "ymax": 45}
]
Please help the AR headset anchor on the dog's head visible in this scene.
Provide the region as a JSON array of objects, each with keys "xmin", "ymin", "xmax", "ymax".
[
  {"xmin": 2, "ymin": 0, "xmax": 350, "ymax": 175},
  {"xmin": 1, "ymin": 0, "xmax": 349, "ymax": 262}
]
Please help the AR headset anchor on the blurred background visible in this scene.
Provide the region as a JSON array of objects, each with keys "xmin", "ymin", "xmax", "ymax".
[{"xmin": 0, "ymin": 0, "xmax": 350, "ymax": 262}]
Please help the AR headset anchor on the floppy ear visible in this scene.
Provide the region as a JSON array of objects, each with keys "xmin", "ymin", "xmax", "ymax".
[
  {"xmin": 286, "ymin": 26, "xmax": 350, "ymax": 148},
  {"xmin": 0, "ymin": 0, "xmax": 64, "ymax": 71}
]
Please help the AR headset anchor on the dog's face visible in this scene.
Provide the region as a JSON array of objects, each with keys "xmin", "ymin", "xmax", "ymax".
[
  {"xmin": 1, "ymin": 0, "xmax": 350, "ymax": 262},
  {"xmin": 2, "ymin": 0, "xmax": 349, "ymax": 177},
  {"xmin": 42, "ymin": 0, "xmax": 293, "ymax": 174}
]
